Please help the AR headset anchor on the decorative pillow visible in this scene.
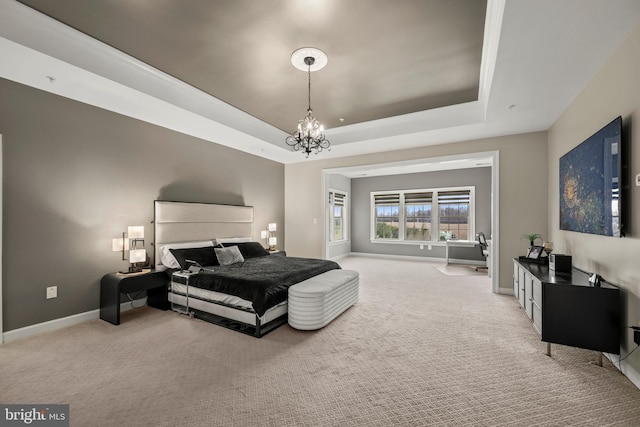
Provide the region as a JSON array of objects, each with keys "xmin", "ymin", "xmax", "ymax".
[
  {"xmin": 160, "ymin": 240, "xmax": 214, "ymax": 269},
  {"xmin": 223, "ymin": 242, "xmax": 269, "ymax": 259},
  {"xmin": 215, "ymin": 237, "xmax": 252, "ymax": 244},
  {"xmin": 169, "ymin": 247, "xmax": 218, "ymax": 270},
  {"xmin": 215, "ymin": 245, "xmax": 245, "ymax": 265}
]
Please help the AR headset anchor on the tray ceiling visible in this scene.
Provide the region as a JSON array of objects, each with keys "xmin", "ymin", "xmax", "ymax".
[
  {"xmin": 17, "ymin": 0, "xmax": 486, "ymax": 133},
  {"xmin": 4, "ymin": 1, "xmax": 640, "ymax": 163}
]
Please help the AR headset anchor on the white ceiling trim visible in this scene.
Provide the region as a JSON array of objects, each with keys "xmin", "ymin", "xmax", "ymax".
[
  {"xmin": 478, "ymin": 0, "xmax": 506, "ymax": 114},
  {"xmin": 3, "ymin": 0, "xmax": 639, "ymax": 166},
  {"xmin": 0, "ymin": 36, "xmax": 290, "ymax": 162},
  {"xmin": 299, "ymin": 0, "xmax": 506, "ymax": 148},
  {"xmin": 323, "ymin": 151, "xmax": 495, "ymax": 179},
  {"xmin": 0, "ymin": 0, "xmax": 504, "ymax": 164},
  {"xmin": 0, "ymin": 0, "xmax": 291, "ymax": 162}
]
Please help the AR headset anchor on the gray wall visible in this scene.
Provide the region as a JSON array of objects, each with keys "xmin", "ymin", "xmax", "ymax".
[
  {"xmin": 285, "ymin": 131, "xmax": 548, "ymax": 295},
  {"xmin": 0, "ymin": 78, "xmax": 284, "ymax": 332},
  {"xmin": 548, "ymin": 22, "xmax": 640, "ymax": 377},
  {"xmin": 351, "ymin": 168, "xmax": 491, "ymax": 260}
]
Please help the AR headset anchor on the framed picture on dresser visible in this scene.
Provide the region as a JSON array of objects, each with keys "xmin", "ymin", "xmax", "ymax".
[{"xmin": 526, "ymin": 245, "xmax": 543, "ymax": 260}]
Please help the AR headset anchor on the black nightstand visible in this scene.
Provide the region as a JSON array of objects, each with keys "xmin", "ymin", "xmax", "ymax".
[{"xmin": 100, "ymin": 270, "xmax": 169, "ymax": 325}]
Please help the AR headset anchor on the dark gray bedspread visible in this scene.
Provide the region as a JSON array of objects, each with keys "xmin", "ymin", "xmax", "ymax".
[{"xmin": 185, "ymin": 255, "xmax": 340, "ymax": 316}]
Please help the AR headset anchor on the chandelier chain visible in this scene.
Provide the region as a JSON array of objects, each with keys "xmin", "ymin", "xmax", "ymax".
[{"xmin": 307, "ymin": 63, "xmax": 312, "ymax": 112}]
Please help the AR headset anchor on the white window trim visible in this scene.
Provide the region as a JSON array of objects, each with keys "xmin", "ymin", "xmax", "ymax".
[
  {"xmin": 370, "ymin": 186, "xmax": 475, "ymax": 243},
  {"xmin": 329, "ymin": 189, "xmax": 348, "ymax": 243}
]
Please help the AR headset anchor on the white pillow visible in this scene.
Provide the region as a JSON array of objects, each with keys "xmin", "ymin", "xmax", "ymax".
[
  {"xmin": 215, "ymin": 237, "xmax": 252, "ymax": 244},
  {"xmin": 215, "ymin": 246, "xmax": 245, "ymax": 265},
  {"xmin": 160, "ymin": 240, "xmax": 214, "ymax": 268}
]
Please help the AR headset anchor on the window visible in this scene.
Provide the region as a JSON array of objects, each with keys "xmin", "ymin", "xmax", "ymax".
[
  {"xmin": 374, "ymin": 193, "xmax": 400, "ymax": 239},
  {"xmin": 371, "ymin": 187, "xmax": 473, "ymax": 242},
  {"xmin": 329, "ymin": 191, "xmax": 347, "ymax": 242},
  {"xmin": 405, "ymin": 192, "xmax": 432, "ymax": 241},
  {"xmin": 438, "ymin": 190, "xmax": 470, "ymax": 240}
]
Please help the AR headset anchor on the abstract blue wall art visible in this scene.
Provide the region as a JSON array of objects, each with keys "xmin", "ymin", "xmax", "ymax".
[{"xmin": 559, "ymin": 117, "xmax": 622, "ymax": 237}]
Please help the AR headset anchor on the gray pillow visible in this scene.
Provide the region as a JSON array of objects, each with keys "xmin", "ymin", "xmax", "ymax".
[{"xmin": 215, "ymin": 245, "xmax": 245, "ymax": 265}]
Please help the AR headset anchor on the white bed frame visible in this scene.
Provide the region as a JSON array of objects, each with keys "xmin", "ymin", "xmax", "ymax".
[{"xmin": 153, "ymin": 200, "xmax": 288, "ymax": 337}]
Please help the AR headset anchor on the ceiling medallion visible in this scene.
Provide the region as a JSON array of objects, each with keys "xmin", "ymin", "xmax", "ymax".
[{"xmin": 285, "ymin": 47, "xmax": 330, "ymax": 157}]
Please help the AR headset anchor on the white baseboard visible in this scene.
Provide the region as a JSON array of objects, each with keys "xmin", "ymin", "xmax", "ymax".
[
  {"xmin": 2, "ymin": 299, "xmax": 145, "ymax": 343},
  {"xmin": 604, "ymin": 352, "xmax": 640, "ymax": 390},
  {"xmin": 328, "ymin": 253, "xmax": 351, "ymax": 262},
  {"xmin": 349, "ymin": 251, "xmax": 440, "ymax": 262},
  {"xmin": 348, "ymin": 251, "xmax": 485, "ymax": 265}
]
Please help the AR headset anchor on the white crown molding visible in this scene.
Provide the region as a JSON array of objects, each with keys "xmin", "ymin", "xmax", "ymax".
[
  {"xmin": 478, "ymin": 0, "xmax": 506, "ymax": 115},
  {"xmin": 306, "ymin": 0, "xmax": 507, "ymax": 150},
  {"xmin": 0, "ymin": 0, "xmax": 508, "ymax": 164},
  {"xmin": 0, "ymin": 0, "xmax": 290, "ymax": 161}
]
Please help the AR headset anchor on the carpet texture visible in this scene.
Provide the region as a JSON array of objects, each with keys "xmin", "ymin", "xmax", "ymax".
[{"xmin": 2, "ymin": 256, "xmax": 640, "ymax": 426}]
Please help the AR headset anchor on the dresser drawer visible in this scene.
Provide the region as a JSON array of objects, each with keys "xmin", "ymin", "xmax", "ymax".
[
  {"xmin": 532, "ymin": 304, "xmax": 542, "ymax": 335},
  {"xmin": 532, "ymin": 277, "xmax": 542, "ymax": 307}
]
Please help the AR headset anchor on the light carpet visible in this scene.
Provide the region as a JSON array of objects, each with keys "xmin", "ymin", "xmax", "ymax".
[
  {"xmin": 2, "ymin": 256, "xmax": 640, "ymax": 426},
  {"xmin": 435, "ymin": 264, "xmax": 487, "ymax": 276}
]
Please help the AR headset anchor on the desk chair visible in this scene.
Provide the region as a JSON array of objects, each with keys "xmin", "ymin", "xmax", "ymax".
[{"xmin": 476, "ymin": 232, "xmax": 489, "ymax": 271}]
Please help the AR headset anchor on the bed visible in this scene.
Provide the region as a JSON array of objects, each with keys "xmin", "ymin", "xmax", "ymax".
[{"xmin": 153, "ymin": 201, "xmax": 340, "ymax": 337}]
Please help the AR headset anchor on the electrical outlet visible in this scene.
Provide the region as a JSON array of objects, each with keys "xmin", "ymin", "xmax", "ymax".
[{"xmin": 46, "ymin": 286, "xmax": 57, "ymax": 299}]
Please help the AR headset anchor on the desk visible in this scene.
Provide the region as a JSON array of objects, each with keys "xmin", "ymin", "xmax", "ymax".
[
  {"xmin": 444, "ymin": 240, "xmax": 478, "ymax": 265},
  {"xmin": 100, "ymin": 270, "xmax": 169, "ymax": 325}
]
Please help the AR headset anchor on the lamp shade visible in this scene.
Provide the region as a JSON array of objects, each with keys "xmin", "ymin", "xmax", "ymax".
[
  {"xmin": 261, "ymin": 230, "xmax": 269, "ymax": 239},
  {"xmin": 129, "ymin": 248, "xmax": 146, "ymax": 263},
  {"xmin": 268, "ymin": 223, "xmax": 277, "ymax": 232},
  {"xmin": 268, "ymin": 237, "xmax": 277, "ymax": 246},
  {"xmin": 128, "ymin": 226, "xmax": 144, "ymax": 239},
  {"xmin": 112, "ymin": 237, "xmax": 129, "ymax": 251}
]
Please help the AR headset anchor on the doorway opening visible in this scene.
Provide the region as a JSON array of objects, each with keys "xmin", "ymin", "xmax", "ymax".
[{"xmin": 322, "ymin": 150, "xmax": 500, "ymax": 293}]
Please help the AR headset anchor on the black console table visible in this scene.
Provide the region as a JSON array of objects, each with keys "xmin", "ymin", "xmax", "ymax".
[
  {"xmin": 100, "ymin": 270, "xmax": 169, "ymax": 325},
  {"xmin": 513, "ymin": 259, "xmax": 620, "ymax": 361}
]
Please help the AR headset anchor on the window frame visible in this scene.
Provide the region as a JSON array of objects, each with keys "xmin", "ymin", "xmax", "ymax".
[
  {"xmin": 404, "ymin": 191, "xmax": 433, "ymax": 241},
  {"xmin": 329, "ymin": 190, "xmax": 348, "ymax": 243},
  {"xmin": 372, "ymin": 192, "xmax": 401, "ymax": 240},
  {"xmin": 370, "ymin": 186, "xmax": 475, "ymax": 243}
]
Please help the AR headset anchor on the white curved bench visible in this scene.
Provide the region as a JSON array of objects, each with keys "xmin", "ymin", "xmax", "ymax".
[{"xmin": 288, "ymin": 269, "xmax": 359, "ymax": 330}]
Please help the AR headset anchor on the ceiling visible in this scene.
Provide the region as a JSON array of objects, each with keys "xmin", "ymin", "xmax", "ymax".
[
  {"xmin": 16, "ymin": 0, "xmax": 486, "ymax": 133},
  {"xmin": 2, "ymin": 1, "xmax": 640, "ymax": 164}
]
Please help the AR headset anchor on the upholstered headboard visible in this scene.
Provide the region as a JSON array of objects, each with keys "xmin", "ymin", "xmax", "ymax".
[{"xmin": 153, "ymin": 201, "xmax": 253, "ymax": 269}]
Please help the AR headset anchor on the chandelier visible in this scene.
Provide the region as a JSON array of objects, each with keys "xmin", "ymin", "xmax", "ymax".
[{"xmin": 285, "ymin": 48, "xmax": 330, "ymax": 157}]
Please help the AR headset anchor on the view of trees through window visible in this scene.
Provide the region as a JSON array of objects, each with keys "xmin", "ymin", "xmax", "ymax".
[
  {"xmin": 439, "ymin": 203, "xmax": 469, "ymax": 240},
  {"xmin": 405, "ymin": 192, "xmax": 432, "ymax": 241},
  {"xmin": 375, "ymin": 205, "xmax": 399, "ymax": 239},
  {"xmin": 330, "ymin": 191, "xmax": 346, "ymax": 242},
  {"xmin": 438, "ymin": 190, "xmax": 470, "ymax": 240},
  {"xmin": 405, "ymin": 204, "xmax": 431, "ymax": 240},
  {"xmin": 373, "ymin": 188, "xmax": 472, "ymax": 242}
]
